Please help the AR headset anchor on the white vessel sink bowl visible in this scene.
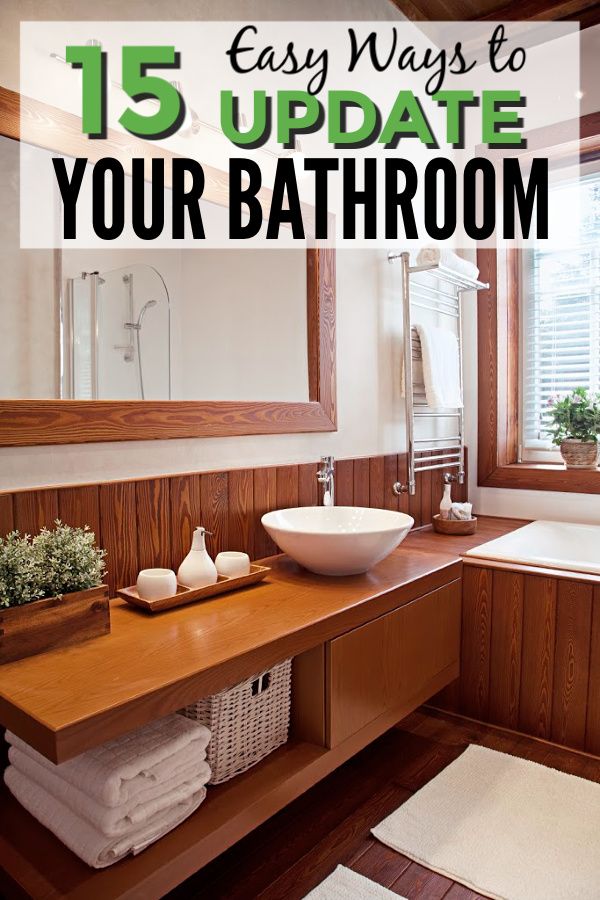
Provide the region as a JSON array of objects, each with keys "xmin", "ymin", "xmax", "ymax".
[{"xmin": 261, "ymin": 506, "xmax": 414, "ymax": 576}]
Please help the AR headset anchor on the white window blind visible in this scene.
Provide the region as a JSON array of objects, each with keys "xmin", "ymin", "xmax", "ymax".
[{"xmin": 521, "ymin": 170, "xmax": 600, "ymax": 452}]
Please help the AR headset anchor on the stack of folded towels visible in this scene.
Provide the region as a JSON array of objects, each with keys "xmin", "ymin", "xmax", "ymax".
[{"xmin": 4, "ymin": 714, "xmax": 211, "ymax": 868}]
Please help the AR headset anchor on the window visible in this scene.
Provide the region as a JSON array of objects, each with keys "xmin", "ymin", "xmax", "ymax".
[{"xmin": 520, "ymin": 169, "xmax": 600, "ymax": 460}]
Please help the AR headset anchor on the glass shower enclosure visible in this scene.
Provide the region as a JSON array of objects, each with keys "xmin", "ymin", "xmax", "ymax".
[{"xmin": 62, "ymin": 264, "xmax": 171, "ymax": 400}]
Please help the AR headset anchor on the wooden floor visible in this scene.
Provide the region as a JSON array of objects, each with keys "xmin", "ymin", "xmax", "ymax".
[{"xmin": 168, "ymin": 708, "xmax": 600, "ymax": 900}]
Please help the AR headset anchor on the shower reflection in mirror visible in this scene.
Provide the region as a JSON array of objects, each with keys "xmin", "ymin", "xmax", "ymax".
[{"xmin": 62, "ymin": 265, "xmax": 171, "ymax": 400}]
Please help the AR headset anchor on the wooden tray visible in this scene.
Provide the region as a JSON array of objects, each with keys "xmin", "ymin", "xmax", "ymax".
[
  {"xmin": 432, "ymin": 514, "xmax": 478, "ymax": 535},
  {"xmin": 117, "ymin": 565, "xmax": 270, "ymax": 613}
]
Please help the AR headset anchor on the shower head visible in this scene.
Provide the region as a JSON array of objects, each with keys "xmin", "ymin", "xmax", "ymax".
[{"xmin": 136, "ymin": 300, "xmax": 158, "ymax": 328}]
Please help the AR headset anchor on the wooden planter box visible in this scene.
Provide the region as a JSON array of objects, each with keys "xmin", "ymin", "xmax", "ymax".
[{"xmin": 0, "ymin": 585, "xmax": 110, "ymax": 664}]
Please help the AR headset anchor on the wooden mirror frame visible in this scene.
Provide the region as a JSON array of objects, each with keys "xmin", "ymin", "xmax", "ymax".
[{"xmin": 0, "ymin": 87, "xmax": 336, "ymax": 446}]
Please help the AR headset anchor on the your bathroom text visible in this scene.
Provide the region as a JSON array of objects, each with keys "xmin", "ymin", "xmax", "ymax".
[{"xmin": 53, "ymin": 155, "xmax": 548, "ymax": 242}]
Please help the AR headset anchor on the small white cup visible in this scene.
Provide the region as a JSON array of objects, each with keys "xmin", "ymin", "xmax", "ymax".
[
  {"xmin": 136, "ymin": 568, "xmax": 177, "ymax": 601},
  {"xmin": 215, "ymin": 551, "xmax": 251, "ymax": 579}
]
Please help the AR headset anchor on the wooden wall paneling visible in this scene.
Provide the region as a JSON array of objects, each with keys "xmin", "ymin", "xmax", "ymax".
[
  {"xmin": 169, "ymin": 474, "xmax": 202, "ymax": 570},
  {"xmin": 13, "ymin": 490, "xmax": 59, "ymax": 535},
  {"xmin": 551, "ymin": 579, "xmax": 593, "ymax": 750},
  {"xmin": 298, "ymin": 462, "xmax": 319, "ymax": 507},
  {"xmin": 335, "ymin": 459, "xmax": 354, "ymax": 506},
  {"xmin": 585, "ymin": 586, "xmax": 600, "ymax": 754},
  {"xmin": 368, "ymin": 457, "xmax": 385, "ymax": 509},
  {"xmin": 276, "ymin": 466, "xmax": 299, "ymax": 511},
  {"xmin": 200, "ymin": 472, "xmax": 229, "ymax": 558},
  {"xmin": 518, "ymin": 575, "xmax": 557, "ymax": 739},
  {"xmin": 0, "ymin": 494, "xmax": 14, "ymax": 536},
  {"xmin": 228, "ymin": 469, "xmax": 255, "ymax": 559},
  {"xmin": 488, "ymin": 570, "xmax": 524, "ymax": 729},
  {"xmin": 419, "ymin": 452, "xmax": 433, "ymax": 528},
  {"xmin": 135, "ymin": 479, "xmax": 171, "ymax": 570},
  {"xmin": 353, "ymin": 458, "xmax": 370, "ymax": 507},
  {"xmin": 383, "ymin": 455, "xmax": 400, "ymax": 512},
  {"xmin": 459, "ymin": 566, "xmax": 493, "ymax": 720},
  {"xmin": 0, "ymin": 450, "xmax": 463, "ymax": 598},
  {"xmin": 396, "ymin": 453, "xmax": 410, "ymax": 518},
  {"xmin": 57, "ymin": 486, "xmax": 101, "ymax": 543},
  {"xmin": 253, "ymin": 467, "xmax": 278, "ymax": 560},
  {"xmin": 99, "ymin": 482, "xmax": 138, "ymax": 596}
]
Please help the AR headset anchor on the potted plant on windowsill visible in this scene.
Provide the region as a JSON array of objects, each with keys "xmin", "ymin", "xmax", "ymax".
[
  {"xmin": 0, "ymin": 521, "xmax": 109, "ymax": 664},
  {"xmin": 546, "ymin": 388, "xmax": 600, "ymax": 470}
]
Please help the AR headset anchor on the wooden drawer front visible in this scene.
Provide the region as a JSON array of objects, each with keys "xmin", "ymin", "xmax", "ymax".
[{"xmin": 327, "ymin": 580, "xmax": 461, "ymax": 747}]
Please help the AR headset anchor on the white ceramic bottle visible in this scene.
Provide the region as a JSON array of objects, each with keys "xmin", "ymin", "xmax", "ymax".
[
  {"xmin": 440, "ymin": 483, "xmax": 452, "ymax": 520},
  {"xmin": 177, "ymin": 526, "xmax": 218, "ymax": 588}
]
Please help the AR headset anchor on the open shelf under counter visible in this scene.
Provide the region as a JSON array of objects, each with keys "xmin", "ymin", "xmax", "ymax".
[
  {"xmin": 0, "ymin": 650, "xmax": 459, "ymax": 900},
  {"xmin": 0, "ymin": 738, "xmax": 325, "ymax": 900}
]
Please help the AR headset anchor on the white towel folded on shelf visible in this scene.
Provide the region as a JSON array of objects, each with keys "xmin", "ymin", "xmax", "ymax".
[
  {"xmin": 5, "ymin": 714, "xmax": 210, "ymax": 807},
  {"xmin": 416, "ymin": 247, "xmax": 479, "ymax": 281},
  {"xmin": 8, "ymin": 745, "xmax": 210, "ymax": 836},
  {"xmin": 4, "ymin": 764, "xmax": 206, "ymax": 868},
  {"xmin": 414, "ymin": 324, "xmax": 462, "ymax": 409}
]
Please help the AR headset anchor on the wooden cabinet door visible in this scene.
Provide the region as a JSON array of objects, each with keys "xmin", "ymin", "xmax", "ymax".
[{"xmin": 327, "ymin": 580, "xmax": 461, "ymax": 747}]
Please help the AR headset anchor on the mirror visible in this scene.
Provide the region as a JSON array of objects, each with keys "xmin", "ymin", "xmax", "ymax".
[
  {"xmin": 0, "ymin": 87, "xmax": 335, "ymax": 448},
  {"xmin": 1, "ymin": 135, "xmax": 309, "ymax": 404},
  {"xmin": 61, "ymin": 252, "xmax": 307, "ymax": 403}
]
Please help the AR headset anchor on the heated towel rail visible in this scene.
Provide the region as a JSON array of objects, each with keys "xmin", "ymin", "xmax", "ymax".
[{"xmin": 389, "ymin": 251, "xmax": 489, "ymax": 496}]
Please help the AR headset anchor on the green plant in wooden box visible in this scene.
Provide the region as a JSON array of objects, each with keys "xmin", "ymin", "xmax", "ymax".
[{"xmin": 0, "ymin": 521, "xmax": 110, "ymax": 664}]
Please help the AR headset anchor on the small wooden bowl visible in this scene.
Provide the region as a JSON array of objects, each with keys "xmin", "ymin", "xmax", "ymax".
[{"xmin": 432, "ymin": 514, "xmax": 477, "ymax": 535}]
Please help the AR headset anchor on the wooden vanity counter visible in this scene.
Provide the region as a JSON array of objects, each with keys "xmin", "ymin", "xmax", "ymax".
[
  {"xmin": 0, "ymin": 516, "xmax": 524, "ymax": 900},
  {"xmin": 0, "ymin": 516, "xmax": 523, "ymax": 764}
]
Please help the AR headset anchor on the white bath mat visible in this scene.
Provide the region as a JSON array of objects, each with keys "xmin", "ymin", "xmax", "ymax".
[
  {"xmin": 372, "ymin": 743, "xmax": 600, "ymax": 900},
  {"xmin": 303, "ymin": 865, "xmax": 407, "ymax": 899}
]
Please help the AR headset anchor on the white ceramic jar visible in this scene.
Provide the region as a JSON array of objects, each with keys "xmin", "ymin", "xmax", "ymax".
[
  {"xmin": 136, "ymin": 568, "xmax": 177, "ymax": 601},
  {"xmin": 215, "ymin": 551, "xmax": 251, "ymax": 578}
]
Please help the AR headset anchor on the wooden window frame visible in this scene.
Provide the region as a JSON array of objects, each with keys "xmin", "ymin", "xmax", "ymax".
[
  {"xmin": 478, "ymin": 112, "xmax": 600, "ymax": 494},
  {"xmin": 0, "ymin": 87, "xmax": 337, "ymax": 446}
]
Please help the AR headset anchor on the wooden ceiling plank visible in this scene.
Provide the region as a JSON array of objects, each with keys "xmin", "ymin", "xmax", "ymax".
[
  {"xmin": 389, "ymin": 0, "xmax": 599, "ymax": 27},
  {"xmin": 474, "ymin": 0, "xmax": 599, "ymax": 22}
]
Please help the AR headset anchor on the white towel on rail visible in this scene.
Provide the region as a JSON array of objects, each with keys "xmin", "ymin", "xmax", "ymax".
[
  {"xmin": 416, "ymin": 247, "xmax": 479, "ymax": 281},
  {"xmin": 8, "ymin": 745, "xmax": 210, "ymax": 836},
  {"xmin": 4, "ymin": 764, "xmax": 206, "ymax": 868},
  {"xmin": 414, "ymin": 324, "xmax": 462, "ymax": 409},
  {"xmin": 5, "ymin": 714, "xmax": 210, "ymax": 807}
]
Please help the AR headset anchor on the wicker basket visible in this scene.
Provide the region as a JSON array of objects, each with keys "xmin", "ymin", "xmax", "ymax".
[
  {"xmin": 432, "ymin": 514, "xmax": 477, "ymax": 535},
  {"xmin": 181, "ymin": 659, "xmax": 292, "ymax": 784}
]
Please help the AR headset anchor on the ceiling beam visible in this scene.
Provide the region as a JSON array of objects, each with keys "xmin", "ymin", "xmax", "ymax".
[
  {"xmin": 474, "ymin": 0, "xmax": 600, "ymax": 23},
  {"xmin": 388, "ymin": 0, "xmax": 600, "ymax": 28}
]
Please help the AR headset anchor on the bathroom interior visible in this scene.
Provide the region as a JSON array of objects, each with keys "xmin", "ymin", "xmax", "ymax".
[{"xmin": 1, "ymin": 1, "xmax": 600, "ymax": 899}]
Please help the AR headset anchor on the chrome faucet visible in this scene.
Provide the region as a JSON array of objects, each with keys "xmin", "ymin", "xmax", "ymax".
[{"xmin": 317, "ymin": 456, "xmax": 335, "ymax": 506}]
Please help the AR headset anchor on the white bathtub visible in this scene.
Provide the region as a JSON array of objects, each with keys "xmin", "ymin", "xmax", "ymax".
[{"xmin": 464, "ymin": 520, "xmax": 600, "ymax": 576}]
